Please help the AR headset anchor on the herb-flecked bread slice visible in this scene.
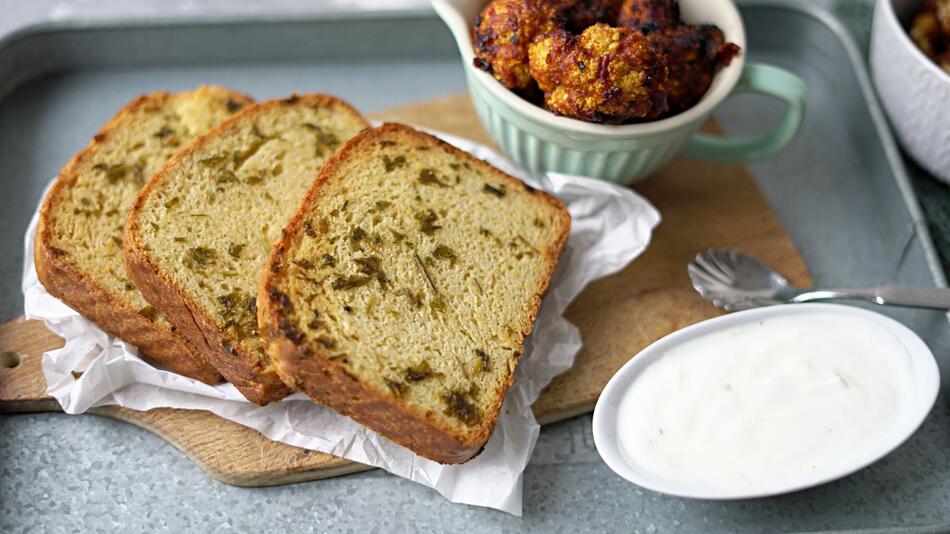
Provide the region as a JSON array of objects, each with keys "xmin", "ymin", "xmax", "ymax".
[
  {"xmin": 259, "ymin": 123, "xmax": 570, "ymax": 463},
  {"xmin": 125, "ymin": 94, "xmax": 369, "ymax": 405},
  {"xmin": 35, "ymin": 86, "xmax": 253, "ymax": 383}
]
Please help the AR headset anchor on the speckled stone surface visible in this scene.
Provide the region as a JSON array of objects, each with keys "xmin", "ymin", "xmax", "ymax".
[
  {"xmin": 4, "ymin": 400, "xmax": 950, "ymax": 532},
  {"xmin": 3, "ymin": 0, "xmax": 950, "ymax": 532}
]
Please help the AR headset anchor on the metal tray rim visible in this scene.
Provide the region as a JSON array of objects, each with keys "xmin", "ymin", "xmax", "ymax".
[
  {"xmin": 738, "ymin": 0, "xmax": 949, "ymax": 293},
  {"xmin": 0, "ymin": 7, "xmax": 440, "ymax": 50},
  {"xmin": 0, "ymin": 8, "xmax": 441, "ymax": 99}
]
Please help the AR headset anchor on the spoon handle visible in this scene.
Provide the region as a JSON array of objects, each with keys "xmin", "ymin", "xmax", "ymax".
[{"xmin": 791, "ymin": 286, "xmax": 950, "ymax": 310}]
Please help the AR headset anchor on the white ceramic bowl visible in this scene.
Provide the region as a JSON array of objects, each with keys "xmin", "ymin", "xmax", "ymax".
[
  {"xmin": 592, "ymin": 303, "xmax": 940, "ymax": 500},
  {"xmin": 871, "ymin": 0, "xmax": 950, "ymax": 183}
]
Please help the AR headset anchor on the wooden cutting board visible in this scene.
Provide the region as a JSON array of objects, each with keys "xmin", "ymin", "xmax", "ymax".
[{"xmin": 0, "ymin": 94, "xmax": 810, "ymax": 486}]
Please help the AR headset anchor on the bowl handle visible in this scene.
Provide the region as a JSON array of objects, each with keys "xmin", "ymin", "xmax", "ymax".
[{"xmin": 682, "ymin": 62, "xmax": 806, "ymax": 162}]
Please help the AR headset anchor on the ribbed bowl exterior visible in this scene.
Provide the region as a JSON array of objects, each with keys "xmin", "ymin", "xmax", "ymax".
[{"xmin": 466, "ymin": 69, "xmax": 706, "ymax": 185}]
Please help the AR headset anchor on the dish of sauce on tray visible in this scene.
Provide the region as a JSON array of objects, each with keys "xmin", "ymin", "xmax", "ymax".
[{"xmin": 616, "ymin": 311, "xmax": 916, "ymax": 492}]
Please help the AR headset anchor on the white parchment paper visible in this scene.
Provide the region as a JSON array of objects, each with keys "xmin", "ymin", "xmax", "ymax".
[{"xmin": 22, "ymin": 130, "xmax": 659, "ymax": 515}]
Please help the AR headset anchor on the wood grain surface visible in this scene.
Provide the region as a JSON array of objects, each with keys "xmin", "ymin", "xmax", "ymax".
[{"xmin": 0, "ymin": 93, "xmax": 810, "ymax": 486}]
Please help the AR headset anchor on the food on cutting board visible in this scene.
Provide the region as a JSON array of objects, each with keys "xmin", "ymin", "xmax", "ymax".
[
  {"xmin": 909, "ymin": 0, "xmax": 950, "ymax": 73},
  {"xmin": 124, "ymin": 94, "xmax": 369, "ymax": 405},
  {"xmin": 34, "ymin": 86, "xmax": 253, "ymax": 384},
  {"xmin": 473, "ymin": 0, "xmax": 739, "ymax": 123},
  {"xmin": 259, "ymin": 123, "xmax": 570, "ymax": 463}
]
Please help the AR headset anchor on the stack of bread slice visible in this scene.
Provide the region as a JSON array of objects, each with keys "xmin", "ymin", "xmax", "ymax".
[
  {"xmin": 36, "ymin": 86, "xmax": 253, "ymax": 383},
  {"xmin": 38, "ymin": 89, "xmax": 570, "ymax": 463},
  {"xmin": 124, "ymin": 94, "xmax": 369, "ymax": 404}
]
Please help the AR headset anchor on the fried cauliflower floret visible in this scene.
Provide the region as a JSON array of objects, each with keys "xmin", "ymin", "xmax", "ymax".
[
  {"xmin": 562, "ymin": 0, "xmax": 624, "ymax": 33},
  {"xmin": 528, "ymin": 23, "xmax": 669, "ymax": 122},
  {"xmin": 646, "ymin": 24, "xmax": 740, "ymax": 114},
  {"xmin": 473, "ymin": 0, "xmax": 622, "ymax": 90},
  {"xmin": 909, "ymin": 1, "xmax": 950, "ymax": 73},
  {"xmin": 473, "ymin": 0, "xmax": 569, "ymax": 90},
  {"xmin": 616, "ymin": 0, "xmax": 740, "ymax": 114},
  {"xmin": 618, "ymin": 0, "xmax": 680, "ymax": 28},
  {"xmin": 911, "ymin": 11, "xmax": 940, "ymax": 57}
]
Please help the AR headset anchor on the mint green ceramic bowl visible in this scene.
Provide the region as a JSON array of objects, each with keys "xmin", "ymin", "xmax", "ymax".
[{"xmin": 432, "ymin": 0, "xmax": 807, "ymax": 184}]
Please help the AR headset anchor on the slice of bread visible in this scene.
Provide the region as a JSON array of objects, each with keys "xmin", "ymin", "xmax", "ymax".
[
  {"xmin": 258, "ymin": 123, "xmax": 570, "ymax": 463},
  {"xmin": 35, "ymin": 86, "xmax": 253, "ymax": 384},
  {"xmin": 125, "ymin": 94, "xmax": 369, "ymax": 405}
]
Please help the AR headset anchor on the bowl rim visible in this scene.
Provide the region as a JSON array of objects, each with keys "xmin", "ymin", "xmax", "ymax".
[
  {"xmin": 590, "ymin": 303, "xmax": 941, "ymax": 500},
  {"xmin": 878, "ymin": 0, "xmax": 950, "ymax": 83},
  {"xmin": 431, "ymin": 0, "xmax": 748, "ymax": 139}
]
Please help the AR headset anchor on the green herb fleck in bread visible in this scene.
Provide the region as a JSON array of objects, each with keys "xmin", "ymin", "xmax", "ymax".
[
  {"xmin": 35, "ymin": 86, "xmax": 253, "ymax": 383},
  {"xmin": 124, "ymin": 93, "xmax": 369, "ymax": 405},
  {"xmin": 259, "ymin": 123, "xmax": 570, "ymax": 463}
]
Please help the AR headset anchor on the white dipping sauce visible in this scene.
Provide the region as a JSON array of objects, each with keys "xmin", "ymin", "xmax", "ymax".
[{"xmin": 618, "ymin": 312, "xmax": 915, "ymax": 492}]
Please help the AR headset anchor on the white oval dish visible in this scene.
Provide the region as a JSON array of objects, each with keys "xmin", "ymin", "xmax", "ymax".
[{"xmin": 592, "ymin": 303, "xmax": 940, "ymax": 500}]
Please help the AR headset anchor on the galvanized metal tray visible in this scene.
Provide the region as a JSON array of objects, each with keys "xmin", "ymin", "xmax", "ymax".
[{"xmin": 1, "ymin": 0, "xmax": 948, "ymax": 531}]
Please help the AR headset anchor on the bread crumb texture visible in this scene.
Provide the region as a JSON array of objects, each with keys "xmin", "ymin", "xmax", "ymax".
[
  {"xmin": 131, "ymin": 94, "xmax": 368, "ymax": 388},
  {"xmin": 44, "ymin": 87, "xmax": 250, "ymax": 320},
  {"xmin": 263, "ymin": 123, "xmax": 570, "ymax": 455},
  {"xmin": 37, "ymin": 86, "xmax": 251, "ymax": 382}
]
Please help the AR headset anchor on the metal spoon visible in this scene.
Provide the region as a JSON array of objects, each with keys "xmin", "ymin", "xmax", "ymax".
[{"xmin": 688, "ymin": 248, "xmax": 950, "ymax": 311}]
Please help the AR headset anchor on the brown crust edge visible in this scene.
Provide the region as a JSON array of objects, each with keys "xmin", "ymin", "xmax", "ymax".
[
  {"xmin": 124, "ymin": 93, "xmax": 370, "ymax": 405},
  {"xmin": 258, "ymin": 123, "xmax": 571, "ymax": 463},
  {"xmin": 33, "ymin": 89, "xmax": 256, "ymax": 385}
]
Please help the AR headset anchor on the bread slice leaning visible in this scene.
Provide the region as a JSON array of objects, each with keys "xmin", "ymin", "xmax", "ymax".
[
  {"xmin": 35, "ymin": 86, "xmax": 253, "ymax": 383},
  {"xmin": 125, "ymin": 94, "xmax": 369, "ymax": 405},
  {"xmin": 258, "ymin": 123, "xmax": 570, "ymax": 463}
]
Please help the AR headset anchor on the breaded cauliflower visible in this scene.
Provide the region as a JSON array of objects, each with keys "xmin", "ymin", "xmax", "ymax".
[
  {"xmin": 618, "ymin": 0, "xmax": 680, "ymax": 28},
  {"xmin": 562, "ymin": 0, "xmax": 624, "ymax": 33},
  {"xmin": 473, "ymin": 0, "xmax": 622, "ymax": 90},
  {"xmin": 645, "ymin": 24, "xmax": 740, "ymax": 113},
  {"xmin": 473, "ymin": 0, "xmax": 569, "ymax": 90},
  {"xmin": 528, "ymin": 23, "xmax": 669, "ymax": 122}
]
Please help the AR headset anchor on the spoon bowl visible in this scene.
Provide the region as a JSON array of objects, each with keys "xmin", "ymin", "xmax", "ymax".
[
  {"xmin": 688, "ymin": 248, "xmax": 950, "ymax": 311},
  {"xmin": 687, "ymin": 248, "xmax": 792, "ymax": 311}
]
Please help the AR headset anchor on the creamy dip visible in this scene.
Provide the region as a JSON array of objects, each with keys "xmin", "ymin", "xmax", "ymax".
[{"xmin": 618, "ymin": 312, "xmax": 915, "ymax": 492}]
